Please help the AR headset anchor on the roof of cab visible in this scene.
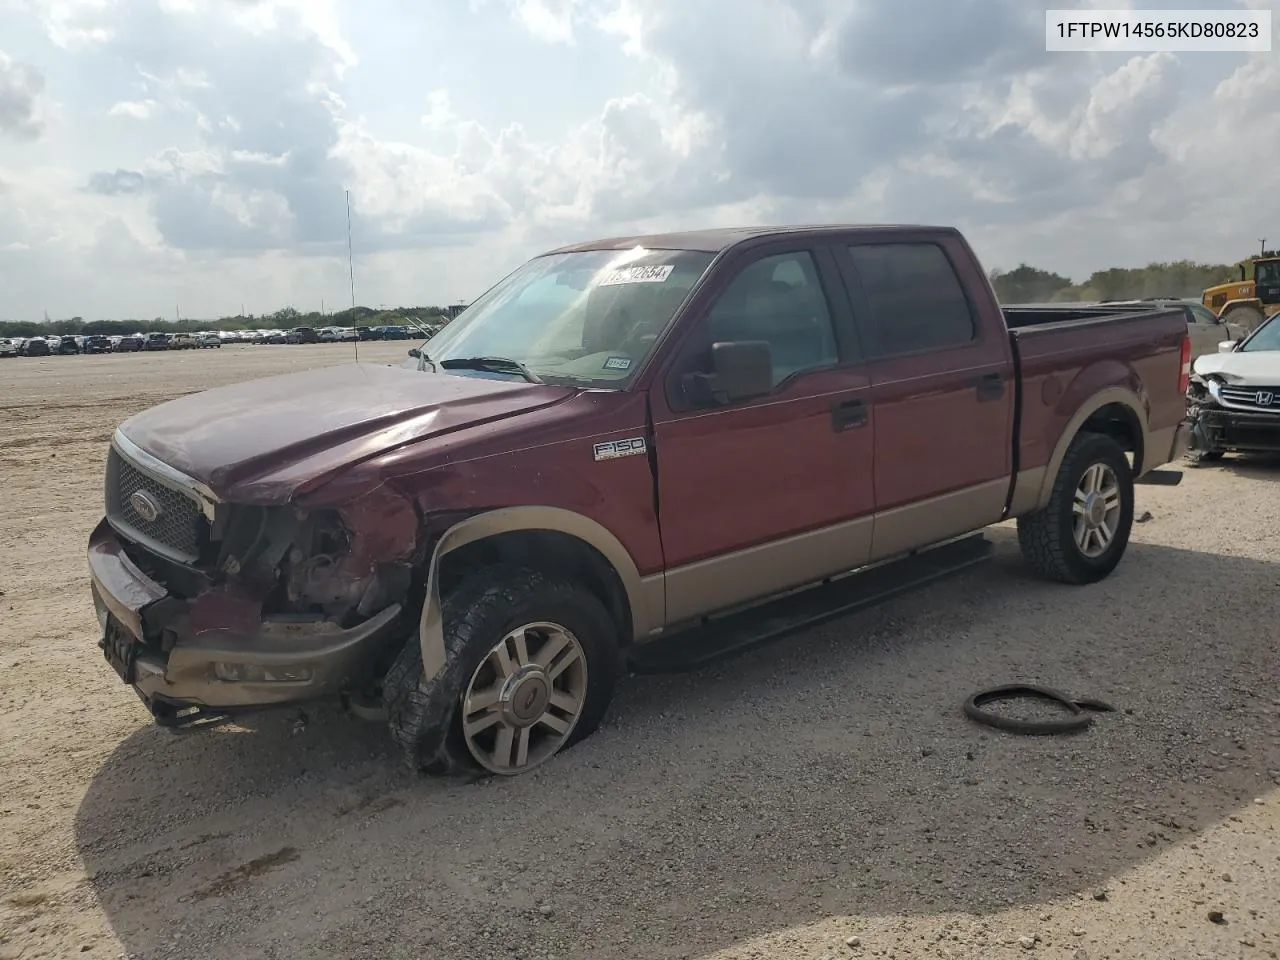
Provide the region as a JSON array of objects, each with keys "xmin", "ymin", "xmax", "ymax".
[{"xmin": 542, "ymin": 223, "xmax": 958, "ymax": 255}]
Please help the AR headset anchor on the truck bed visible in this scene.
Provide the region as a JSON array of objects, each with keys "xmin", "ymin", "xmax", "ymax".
[
  {"xmin": 1001, "ymin": 301, "xmax": 1174, "ymax": 330},
  {"xmin": 1000, "ymin": 301, "xmax": 1189, "ymax": 489}
]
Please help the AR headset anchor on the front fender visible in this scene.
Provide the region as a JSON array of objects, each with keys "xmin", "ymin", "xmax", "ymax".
[{"xmin": 416, "ymin": 507, "xmax": 663, "ymax": 682}]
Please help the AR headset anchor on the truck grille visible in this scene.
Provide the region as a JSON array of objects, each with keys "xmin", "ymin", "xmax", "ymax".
[
  {"xmin": 1217, "ymin": 385, "xmax": 1280, "ymax": 413},
  {"xmin": 105, "ymin": 447, "xmax": 207, "ymax": 563}
]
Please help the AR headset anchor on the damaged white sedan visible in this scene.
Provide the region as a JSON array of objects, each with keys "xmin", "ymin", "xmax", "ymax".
[{"xmin": 1184, "ymin": 311, "xmax": 1280, "ymax": 462}]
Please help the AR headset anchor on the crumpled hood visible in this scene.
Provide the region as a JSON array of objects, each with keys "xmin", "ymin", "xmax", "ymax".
[
  {"xmin": 118, "ymin": 362, "xmax": 575, "ymax": 502},
  {"xmin": 1192, "ymin": 350, "xmax": 1280, "ymax": 384}
]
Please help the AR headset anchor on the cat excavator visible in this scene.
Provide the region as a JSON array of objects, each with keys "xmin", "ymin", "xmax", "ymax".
[{"xmin": 1201, "ymin": 239, "xmax": 1280, "ymax": 334}]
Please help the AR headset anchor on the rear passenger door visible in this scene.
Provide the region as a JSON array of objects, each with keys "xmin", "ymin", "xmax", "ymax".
[
  {"xmin": 834, "ymin": 236, "xmax": 1015, "ymax": 562},
  {"xmin": 650, "ymin": 244, "xmax": 876, "ymax": 625}
]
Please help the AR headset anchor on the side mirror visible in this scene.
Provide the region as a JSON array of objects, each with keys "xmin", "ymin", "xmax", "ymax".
[
  {"xmin": 683, "ymin": 340, "xmax": 774, "ymax": 405},
  {"xmin": 1217, "ymin": 340, "xmax": 1239, "ymax": 353},
  {"xmin": 407, "ymin": 348, "xmax": 420, "ymax": 358}
]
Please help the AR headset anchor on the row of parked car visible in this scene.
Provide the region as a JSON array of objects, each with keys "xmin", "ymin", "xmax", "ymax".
[
  {"xmin": 0, "ymin": 331, "xmax": 225, "ymax": 356},
  {"xmin": 0, "ymin": 322, "xmax": 441, "ymax": 358},
  {"xmin": 234, "ymin": 324, "xmax": 430, "ymax": 344}
]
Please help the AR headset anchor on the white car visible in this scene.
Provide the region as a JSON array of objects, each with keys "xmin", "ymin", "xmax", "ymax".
[
  {"xmin": 1184, "ymin": 312, "xmax": 1280, "ymax": 462},
  {"xmin": 0, "ymin": 337, "xmax": 17, "ymax": 357}
]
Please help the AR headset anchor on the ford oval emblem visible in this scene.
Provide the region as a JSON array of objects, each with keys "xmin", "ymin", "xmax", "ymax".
[{"xmin": 129, "ymin": 490, "xmax": 162, "ymax": 523}]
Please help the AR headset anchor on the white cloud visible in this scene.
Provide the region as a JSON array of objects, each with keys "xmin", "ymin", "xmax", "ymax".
[
  {"xmin": 0, "ymin": 0, "xmax": 1277, "ymax": 322},
  {"xmin": 108, "ymin": 98, "xmax": 157, "ymax": 120},
  {"xmin": 513, "ymin": 0, "xmax": 578, "ymax": 44}
]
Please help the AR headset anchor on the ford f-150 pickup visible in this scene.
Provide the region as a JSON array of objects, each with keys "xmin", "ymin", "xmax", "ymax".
[{"xmin": 87, "ymin": 224, "xmax": 1192, "ymax": 777}]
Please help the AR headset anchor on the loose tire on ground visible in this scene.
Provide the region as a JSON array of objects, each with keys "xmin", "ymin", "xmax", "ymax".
[
  {"xmin": 1017, "ymin": 431, "xmax": 1135, "ymax": 584},
  {"xmin": 382, "ymin": 563, "xmax": 619, "ymax": 777}
]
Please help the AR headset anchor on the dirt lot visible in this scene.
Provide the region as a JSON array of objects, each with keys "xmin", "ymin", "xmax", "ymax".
[{"xmin": 1, "ymin": 344, "xmax": 1278, "ymax": 960}]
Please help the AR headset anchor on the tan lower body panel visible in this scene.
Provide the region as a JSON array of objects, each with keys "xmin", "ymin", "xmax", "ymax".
[
  {"xmin": 1005, "ymin": 466, "xmax": 1048, "ymax": 518},
  {"xmin": 662, "ymin": 515, "xmax": 874, "ymax": 627},
  {"xmin": 867, "ymin": 478, "xmax": 1008, "ymax": 564},
  {"xmin": 1144, "ymin": 424, "xmax": 1181, "ymax": 473},
  {"xmin": 639, "ymin": 574, "xmax": 665, "ymax": 638},
  {"xmin": 658, "ymin": 478, "xmax": 1011, "ymax": 630}
]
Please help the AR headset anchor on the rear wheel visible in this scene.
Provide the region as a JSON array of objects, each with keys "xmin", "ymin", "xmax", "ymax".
[
  {"xmin": 383, "ymin": 564, "xmax": 619, "ymax": 777},
  {"xmin": 1017, "ymin": 431, "xmax": 1135, "ymax": 584}
]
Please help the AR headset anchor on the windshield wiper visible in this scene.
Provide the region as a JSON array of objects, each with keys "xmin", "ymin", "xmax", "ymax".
[{"xmin": 439, "ymin": 356, "xmax": 544, "ymax": 384}]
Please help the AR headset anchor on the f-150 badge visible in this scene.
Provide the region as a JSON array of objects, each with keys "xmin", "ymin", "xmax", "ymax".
[{"xmin": 593, "ymin": 437, "xmax": 647, "ymax": 461}]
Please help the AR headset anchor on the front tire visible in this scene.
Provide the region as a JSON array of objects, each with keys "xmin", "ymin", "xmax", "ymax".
[
  {"xmin": 1017, "ymin": 431, "xmax": 1135, "ymax": 585},
  {"xmin": 383, "ymin": 564, "xmax": 619, "ymax": 777}
]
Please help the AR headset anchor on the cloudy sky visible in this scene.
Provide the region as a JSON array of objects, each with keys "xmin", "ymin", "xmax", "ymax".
[{"xmin": 0, "ymin": 0, "xmax": 1277, "ymax": 322}]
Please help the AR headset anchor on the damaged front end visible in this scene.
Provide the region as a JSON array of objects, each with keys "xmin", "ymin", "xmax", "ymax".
[
  {"xmin": 87, "ymin": 432, "xmax": 421, "ymax": 727},
  {"xmin": 1184, "ymin": 374, "xmax": 1280, "ymax": 458}
]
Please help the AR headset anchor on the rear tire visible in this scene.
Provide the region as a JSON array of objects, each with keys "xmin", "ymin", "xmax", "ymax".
[
  {"xmin": 1017, "ymin": 431, "xmax": 1135, "ymax": 585},
  {"xmin": 383, "ymin": 564, "xmax": 619, "ymax": 777}
]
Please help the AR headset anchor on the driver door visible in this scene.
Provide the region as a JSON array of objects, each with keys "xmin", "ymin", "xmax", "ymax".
[{"xmin": 649, "ymin": 243, "xmax": 876, "ymax": 626}]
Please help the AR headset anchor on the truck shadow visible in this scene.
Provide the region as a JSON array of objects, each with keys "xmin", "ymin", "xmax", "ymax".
[
  {"xmin": 1217, "ymin": 454, "xmax": 1280, "ymax": 479},
  {"xmin": 1182, "ymin": 451, "xmax": 1280, "ymax": 478},
  {"xmin": 73, "ymin": 533, "xmax": 1280, "ymax": 960}
]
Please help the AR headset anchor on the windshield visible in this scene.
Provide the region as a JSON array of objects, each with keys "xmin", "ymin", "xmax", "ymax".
[
  {"xmin": 419, "ymin": 247, "xmax": 716, "ymax": 386},
  {"xmin": 1240, "ymin": 314, "xmax": 1280, "ymax": 352}
]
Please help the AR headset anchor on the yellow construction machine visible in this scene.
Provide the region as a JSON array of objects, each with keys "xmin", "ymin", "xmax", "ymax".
[{"xmin": 1201, "ymin": 241, "xmax": 1280, "ymax": 333}]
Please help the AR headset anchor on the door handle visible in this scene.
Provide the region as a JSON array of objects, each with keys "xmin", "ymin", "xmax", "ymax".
[
  {"xmin": 830, "ymin": 397, "xmax": 868, "ymax": 431},
  {"xmin": 975, "ymin": 372, "xmax": 1004, "ymax": 402}
]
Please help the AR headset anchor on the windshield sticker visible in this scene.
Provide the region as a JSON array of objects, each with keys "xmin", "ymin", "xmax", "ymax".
[
  {"xmin": 599, "ymin": 264, "xmax": 674, "ymax": 286},
  {"xmin": 602, "ymin": 356, "xmax": 632, "ymax": 371},
  {"xmin": 593, "ymin": 437, "xmax": 647, "ymax": 461}
]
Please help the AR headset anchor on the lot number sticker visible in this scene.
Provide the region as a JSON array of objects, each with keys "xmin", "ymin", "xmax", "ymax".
[{"xmin": 599, "ymin": 264, "xmax": 674, "ymax": 286}]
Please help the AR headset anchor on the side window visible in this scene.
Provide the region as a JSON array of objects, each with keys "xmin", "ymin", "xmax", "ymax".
[
  {"xmin": 1188, "ymin": 304, "xmax": 1217, "ymax": 325},
  {"xmin": 846, "ymin": 243, "xmax": 976, "ymax": 356},
  {"xmin": 704, "ymin": 251, "xmax": 839, "ymax": 385}
]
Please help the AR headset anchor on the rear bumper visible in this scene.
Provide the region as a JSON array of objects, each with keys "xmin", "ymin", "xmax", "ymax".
[
  {"xmin": 87, "ymin": 519, "xmax": 403, "ymax": 718},
  {"xmin": 1188, "ymin": 405, "xmax": 1280, "ymax": 454}
]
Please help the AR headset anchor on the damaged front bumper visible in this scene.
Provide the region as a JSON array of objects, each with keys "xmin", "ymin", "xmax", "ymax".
[
  {"xmin": 87, "ymin": 519, "xmax": 403, "ymax": 725},
  {"xmin": 1186, "ymin": 401, "xmax": 1280, "ymax": 455}
]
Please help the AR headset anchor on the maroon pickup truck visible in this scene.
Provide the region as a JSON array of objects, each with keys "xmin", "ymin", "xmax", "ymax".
[{"xmin": 87, "ymin": 225, "xmax": 1191, "ymax": 777}]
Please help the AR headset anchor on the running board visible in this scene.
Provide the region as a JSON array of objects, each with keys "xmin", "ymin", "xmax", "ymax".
[{"xmin": 627, "ymin": 533, "xmax": 994, "ymax": 675}]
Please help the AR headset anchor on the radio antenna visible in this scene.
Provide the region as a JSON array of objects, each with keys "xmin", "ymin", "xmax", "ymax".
[{"xmin": 347, "ymin": 189, "xmax": 358, "ymax": 363}]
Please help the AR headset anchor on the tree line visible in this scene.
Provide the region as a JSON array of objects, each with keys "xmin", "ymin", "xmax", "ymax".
[
  {"xmin": 986, "ymin": 258, "xmax": 1261, "ymax": 304},
  {"xmin": 0, "ymin": 305, "xmax": 452, "ymax": 339}
]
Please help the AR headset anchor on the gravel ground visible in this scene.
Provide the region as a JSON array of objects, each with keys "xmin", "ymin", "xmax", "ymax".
[{"xmin": 1, "ymin": 344, "xmax": 1278, "ymax": 960}]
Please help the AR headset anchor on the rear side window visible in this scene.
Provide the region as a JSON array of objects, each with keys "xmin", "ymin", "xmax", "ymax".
[{"xmin": 846, "ymin": 243, "xmax": 976, "ymax": 356}]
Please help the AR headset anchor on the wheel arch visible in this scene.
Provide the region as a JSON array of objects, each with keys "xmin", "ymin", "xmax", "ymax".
[
  {"xmin": 1035, "ymin": 387, "xmax": 1148, "ymax": 510},
  {"xmin": 416, "ymin": 507, "xmax": 661, "ymax": 681}
]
